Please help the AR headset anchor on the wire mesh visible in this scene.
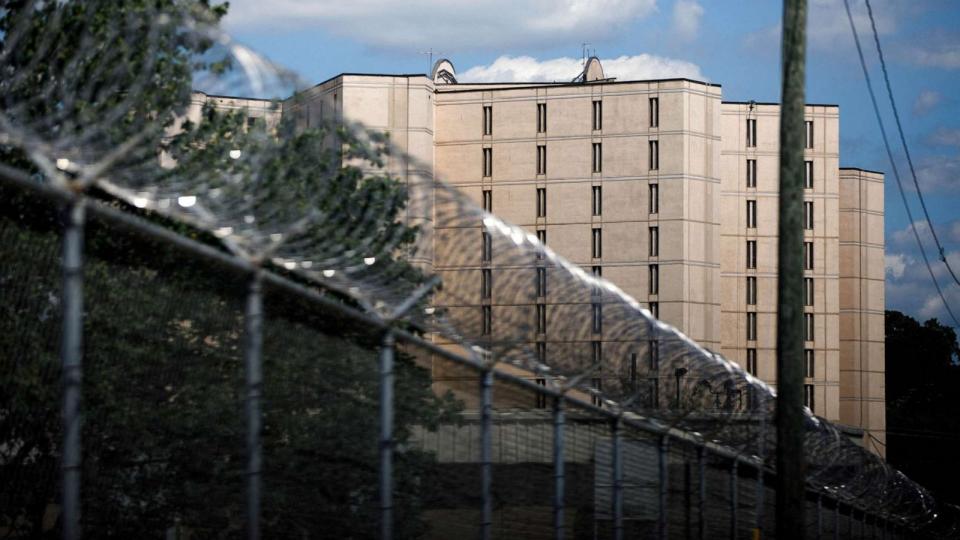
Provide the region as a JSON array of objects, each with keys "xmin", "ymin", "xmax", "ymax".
[{"xmin": 0, "ymin": 2, "xmax": 956, "ymax": 538}]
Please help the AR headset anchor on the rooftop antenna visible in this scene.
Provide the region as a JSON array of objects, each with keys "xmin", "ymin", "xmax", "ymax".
[
  {"xmin": 581, "ymin": 42, "xmax": 590, "ymax": 66},
  {"xmin": 419, "ymin": 48, "xmax": 444, "ymax": 75}
]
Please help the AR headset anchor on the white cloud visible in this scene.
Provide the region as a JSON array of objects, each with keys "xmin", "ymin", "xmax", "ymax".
[
  {"xmin": 224, "ymin": 0, "xmax": 658, "ymax": 50},
  {"xmin": 459, "ymin": 54, "xmax": 704, "ymax": 83},
  {"xmin": 901, "ymin": 40, "xmax": 960, "ymax": 70},
  {"xmin": 672, "ymin": 0, "xmax": 703, "ymax": 42},
  {"xmin": 743, "ymin": 0, "xmax": 898, "ymax": 54},
  {"xmin": 915, "ymin": 155, "xmax": 960, "ymax": 194},
  {"xmin": 913, "ymin": 90, "xmax": 942, "ymax": 116},
  {"xmin": 929, "ymin": 128, "xmax": 960, "ymax": 148},
  {"xmin": 885, "ymin": 253, "xmax": 908, "ymax": 279}
]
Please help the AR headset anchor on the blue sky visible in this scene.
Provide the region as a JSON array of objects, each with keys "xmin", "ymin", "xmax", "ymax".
[{"xmin": 221, "ymin": 0, "xmax": 960, "ymax": 327}]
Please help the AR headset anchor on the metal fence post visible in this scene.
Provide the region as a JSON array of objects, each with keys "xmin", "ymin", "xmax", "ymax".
[
  {"xmin": 244, "ymin": 272, "xmax": 264, "ymax": 540},
  {"xmin": 730, "ymin": 461, "xmax": 738, "ymax": 540},
  {"xmin": 553, "ymin": 397, "xmax": 565, "ymax": 540},
  {"xmin": 834, "ymin": 499, "xmax": 839, "ymax": 540},
  {"xmin": 379, "ymin": 331, "xmax": 396, "ymax": 540},
  {"xmin": 698, "ymin": 447, "xmax": 706, "ymax": 540},
  {"xmin": 755, "ymin": 412, "xmax": 766, "ymax": 539},
  {"xmin": 61, "ymin": 198, "xmax": 85, "ymax": 540},
  {"xmin": 659, "ymin": 435, "xmax": 669, "ymax": 540},
  {"xmin": 480, "ymin": 369, "xmax": 493, "ymax": 540},
  {"xmin": 612, "ymin": 418, "xmax": 623, "ymax": 540},
  {"xmin": 816, "ymin": 494, "xmax": 823, "ymax": 540}
]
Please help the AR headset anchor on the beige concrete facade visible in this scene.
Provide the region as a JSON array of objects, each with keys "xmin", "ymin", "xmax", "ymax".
[
  {"xmin": 198, "ymin": 59, "xmax": 886, "ymax": 453},
  {"xmin": 838, "ymin": 168, "xmax": 886, "ymax": 455},
  {"xmin": 719, "ymin": 102, "xmax": 842, "ymax": 423}
]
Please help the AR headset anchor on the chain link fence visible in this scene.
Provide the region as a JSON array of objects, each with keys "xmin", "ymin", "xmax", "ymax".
[{"xmin": 1, "ymin": 2, "xmax": 958, "ymax": 538}]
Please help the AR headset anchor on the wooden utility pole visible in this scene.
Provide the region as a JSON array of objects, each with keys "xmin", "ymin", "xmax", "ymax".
[{"xmin": 776, "ymin": 0, "xmax": 808, "ymax": 538}]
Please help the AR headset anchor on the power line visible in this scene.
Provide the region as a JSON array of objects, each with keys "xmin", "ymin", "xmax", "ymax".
[
  {"xmin": 842, "ymin": 0, "xmax": 960, "ymax": 328},
  {"xmin": 863, "ymin": 0, "xmax": 960, "ymax": 289}
]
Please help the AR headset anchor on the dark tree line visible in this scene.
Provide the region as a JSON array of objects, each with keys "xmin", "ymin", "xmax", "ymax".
[
  {"xmin": 885, "ymin": 310, "xmax": 960, "ymax": 508},
  {"xmin": 0, "ymin": 0, "xmax": 460, "ymax": 538}
]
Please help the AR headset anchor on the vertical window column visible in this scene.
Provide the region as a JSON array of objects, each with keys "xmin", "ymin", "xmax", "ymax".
[
  {"xmin": 536, "ymin": 187, "xmax": 547, "ymax": 218},
  {"xmin": 537, "ymin": 103, "xmax": 547, "ymax": 133},
  {"xmin": 649, "ymin": 226, "xmax": 659, "ymax": 257},
  {"xmin": 649, "ymin": 183, "xmax": 659, "ymax": 214},
  {"xmin": 592, "ymin": 143, "xmax": 602, "ymax": 173},
  {"xmin": 649, "ymin": 97, "xmax": 659, "ymax": 128},
  {"xmin": 746, "ymin": 159, "xmax": 757, "ymax": 188},
  {"xmin": 483, "ymin": 105, "xmax": 492, "ymax": 136},
  {"xmin": 747, "ymin": 200, "xmax": 757, "ymax": 228},
  {"xmin": 805, "ymin": 160, "xmax": 814, "ymax": 189},
  {"xmin": 592, "ymin": 228, "xmax": 602, "ymax": 259},
  {"xmin": 592, "ymin": 100, "xmax": 602, "ymax": 131},
  {"xmin": 537, "ymin": 144, "xmax": 547, "ymax": 175},
  {"xmin": 592, "ymin": 186, "xmax": 602, "ymax": 216},
  {"xmin": 649, "ymin": 140, "xmax": 659, "ymax": 170},
  {"xmin": 746, "ymin": 118, "xmax": 757, "ymax": 147},
  {"xmin": 805, "ymin": 120, "xmax": 814, "ymax": 149},
  {"xmin": 482, "ymin": 189, "xmax": 492, "ymax": 212},
  {"xmin": 482, "ymin": 147, "xmax": 492, "ymax": 177}
]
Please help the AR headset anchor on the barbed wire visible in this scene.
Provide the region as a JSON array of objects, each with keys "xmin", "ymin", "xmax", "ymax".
[{"xmin": 0, "ymin": 1, "xmax": 954, "ymax": 535}]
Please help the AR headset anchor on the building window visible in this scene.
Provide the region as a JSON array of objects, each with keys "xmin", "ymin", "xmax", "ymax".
[
  {"xmin": 537, "ymin": 229, "xmax": 546, "ymax": 259},
  {"xmin": 537, "ymin": 267, "xmax": 547, "ymax": 298},
  {"xmin": 537, "ymin": 304, "xmax": 546, "ymax": 334},
  {"xmin": 649, "ymin": 226, "xmax": 659, "ymax": 257},
  {"xmin": 804, "ymin": 201, "xmax": 814, "ymax": 230},
  {"xmin": 747, "ymin": 240, "xmax": 757, "ymax": 269},
  {"xmin": 536, "ymin": 187, "xmax": 547, "ymax": 217},
  {"xmin": 647, "ymin": 378, "xmax": 659, "ymax": 409},
  {"xmin": 537, "ymin": 103, "xmax": 547, "ymax": 133},
  {"xmin": 747, "ymin": 200, "xmax": 757, "ymax": 229},
  {"xmin": 482, "ymin": 189, "xmax": 492, "ymax": 212},
  {"xmin": 804, "ymin": 349, "xmax": 815, "ymax": 378},
  {"xmin": 804, "ymin": 278, "xmax": 814, "ymax": 306},
  {"xmin": 649, "ymin": 183, "xmax": 659, "ymax": 214},
  {"xmin": 592, "ymin": 186, "xmax": 602, "ymax": 216},
  {"xmin": 649, "ymin": 301, "xmax": 659, "ymax": 319},
  {"xmin": 483, "ymin": 148, "xmax": 492, "ymax": 177},
  {"xmin": 804, "ymin": 384, "xmax": 815, "ymax": 411},
  {"xmin": 592, "ymin": 377, "xmax": 603, "ymax": 407},
  {"xmin": 592, "ymin": 303, "xmax": 602, "ymax": 333},
  {"xmin": 649, "ymin": 140, "xmax": 659, "ymax": 170},
  {"xmin": 592, "ymin": 143, "xmax": 602, "ymax": 173},
  {"xmin": 648, "ymin": 340, "xmax": 660, "ymax": 370},
  {"xmin": 746, "ymin": 276, "xmax": 757, "ymax": 305},
  {"xmin": 804, "ymin": 241, "xmax": 814, "ymax": 270},
  {"xmin": 649, "ymin": 97, "xmax": 659, "ymax": 128},
  {"xmin": 592, "ymin": 228, "xmax": 602, "ymax": 258},
  {"xmin": 747, "ymin": 159, "xmax": 757, "ymax": 188},
  {"xmin": 746, "ymin": 348, "xmax": 757, "ymax": 376},
  {"xmin": 592, "ymin": 265, "xmax": 602, "ymax": 297},
  {"xmin": 482, "ymin": 306, "xmax": 492, "ymax": 335},
  {"xmin": 805, "ymin": 160, "xmax": 814, "ymax": 189},
  {"xmin": 481, "ymin": 268, "xmax": 492, "ymax": 299},
  {"xmin": 746, "ymin": 118, "xmax": 757, "ymax": 147},
  {"xmin": 649, "ymin": 264, "xmax": 659, "ymax": 295},
  {"xmin": 482, "ymin": 232, "xmax": 492, "ymax": 262},
  {"xmin": 805, "ymin": 313, "xmax": 814, "ymax": 342},
  {"xmin": 593, "ymin": 100, "xmax": 602, "ymax": 131},
  {"xmin": 805, "ymin": 120, "xmax": 814, "ymax": 149},
  {"xmin": 537, "ymin": 144, "xmax": 547, "ymax": 175},
  {"xmin": 747, "ymin": 312, "xmax": 757, "ymax": 341},
  {"xmin": 535, "ymin": 377, "xmax": 547, "ymax": 409},
  {"xmin": 483, "ymin": 105, "xmax": 492, "ymax": 136}
]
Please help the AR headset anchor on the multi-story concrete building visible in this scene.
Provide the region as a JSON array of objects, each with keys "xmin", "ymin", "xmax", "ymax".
[{"xmin": 193, "ymin": 57, "xmax": 884, "ymax": 453}]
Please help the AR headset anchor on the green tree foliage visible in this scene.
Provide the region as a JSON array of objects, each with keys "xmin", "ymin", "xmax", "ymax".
[
  {"xmin": 885, "ymin": 310, "xmax": 960, "ymax": 507},
  {"xmin": 0, "ymin": 1, "xmax": 459, "ymax": 537}
]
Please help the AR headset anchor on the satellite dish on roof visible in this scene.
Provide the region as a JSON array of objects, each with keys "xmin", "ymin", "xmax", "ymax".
[
  {"xmin": 432, "ymin": 59, "xmax": 457, "ymax": 84},
  {"xmin": 573, "ymin": 56, "xmax": 605, "ymax": 83}
]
